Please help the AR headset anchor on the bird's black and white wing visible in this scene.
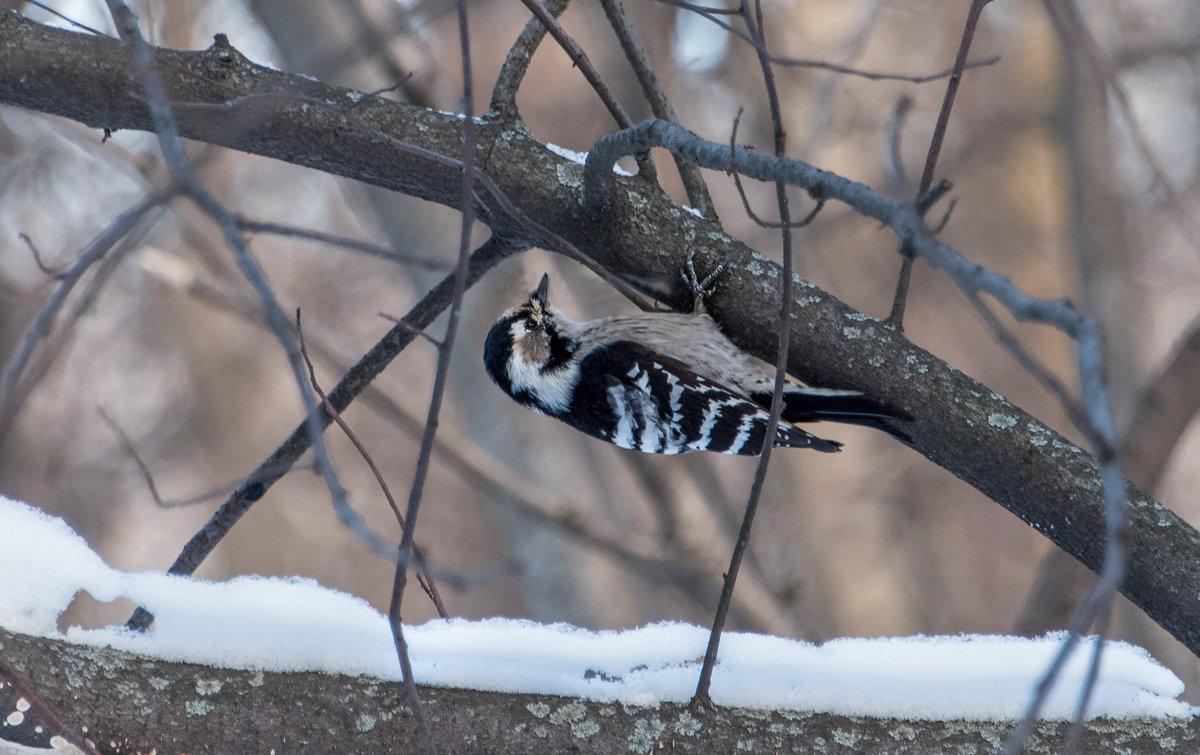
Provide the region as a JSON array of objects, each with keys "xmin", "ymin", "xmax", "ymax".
[{"xmin": 564, "ymin": 341, "xmax": 842, "ymax": 455}]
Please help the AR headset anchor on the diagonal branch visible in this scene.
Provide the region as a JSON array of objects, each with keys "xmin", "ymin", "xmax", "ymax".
[
  {"xmin": 0, "ymin": 187, "xmax": 177, "ymax": 443},
  {"xmin": 124, "ymin": 237, "xmax": 519, "ymax": 631},
  {"xmin": 886, "ymin": 0, "xmax": 993, "ymax": 329}
]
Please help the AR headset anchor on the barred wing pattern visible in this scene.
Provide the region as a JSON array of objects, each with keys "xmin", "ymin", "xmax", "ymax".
[{"xmin": 565, "ymin": 342, "xmax": 842, "ymax": 455}]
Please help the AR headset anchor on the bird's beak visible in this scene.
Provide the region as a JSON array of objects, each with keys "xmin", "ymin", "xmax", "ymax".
[{"xmin": 535, "ymin": 273, "xmax": 550, "ymax": 307}]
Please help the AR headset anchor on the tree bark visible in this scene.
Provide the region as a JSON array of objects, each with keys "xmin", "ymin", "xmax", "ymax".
[
  {"xmin": 2, "ymin": 9, "xmax": 1199, "ymax": 664},
  {"xmin": 2, "ymin": 626, "xmax": 1195, "ymax": 754}
]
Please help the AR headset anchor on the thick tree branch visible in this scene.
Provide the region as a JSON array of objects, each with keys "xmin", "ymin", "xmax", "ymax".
[
  {"xmin": 1, "ymin": 626, "xmax": 1193, "ymax": 753},
  {"xmin": 3, "ymin": 13, "xmax": 1200, "ymax": 662}
]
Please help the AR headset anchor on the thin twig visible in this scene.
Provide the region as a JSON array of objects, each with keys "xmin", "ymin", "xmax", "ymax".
[
  {"xmin": 18, "ymin": 232, "xmax": 67, "ymax": 278},
  {"xmin": 105, "ymin": 0, "xmax": 426, "ymax": 603},
  {"xmin": 728, "ymin": 108, "xmax": 825, "ymax": 230},
  {"xmin": 927, "ymin": 198, "xmax": 957, "ymax": 234},
  {"xmin": 1, "ymin": 187, "xmax": 176, "ymax": 441},
  {"xmin": 236, "ymin": 217, "xmax": 451, "ymax": 270},
  {"xmin": 295, "ymin": 310, "xmax": 448, "ymax": 618},
  {"xmin": 512, "ymin": 0, "xmax": 631, "ymax": 129},
  {"xmin": 657, "ymin": 0, "xmax": 1000, "ymax": 83},
  {"xmin": 962, "ymin": 291, "xmax": 1091, "ymax": 436},
  {"xmin": 1064, "ymin": 606, "xmax": 1112, "ymax": 752},
  {"xmin": 886, "ymin": 95, "xmax": 913, "ymax": 196},
  {"xmin": 376, "ymin": 312, "xmax": 444, "ymax": 347},
  {"xmin": 599, "ymin": 0, "xmax": 717, "ymax": 220},
  {"xmin": 887, "ymin": 0, "xmax": 992, "ymax": 330},
  {"xmin": 694, "ymin": 0, "xmax": 795, "ymax": 707},
  {"xmin": 490, "ymin": 0, "xmax": 571, "ymax": 114},
  {"xmin": 100, "ymin": 406, "xmax": 200, "ymax": 508},
  {"xmin": 102, "ymin": 402, "xmax": 299, "ymax": 508},
  {"xmin": 0, "ymin": 232, "xmax": 142, "ymax": 449},
  {"xmin": 25, "ymin": 0, "xmax": 109, "ymax": 36},
  {"xmin": 387, "ymin": 3, "xmax": 483, "ymax": 751},
  {"xmin": 343, "ymin": 0, "xmax": 434, "ymax": 108}
]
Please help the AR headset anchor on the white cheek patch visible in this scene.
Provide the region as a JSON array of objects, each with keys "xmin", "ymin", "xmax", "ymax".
[{"xmin": 507, "ymin": 356, "xmax": 578, "ymax": 414}]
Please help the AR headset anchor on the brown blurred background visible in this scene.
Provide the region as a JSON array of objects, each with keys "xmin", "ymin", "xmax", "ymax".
[{"xmin": 3, "ymin": 0, "xmax": 1200, "ymax": 699}]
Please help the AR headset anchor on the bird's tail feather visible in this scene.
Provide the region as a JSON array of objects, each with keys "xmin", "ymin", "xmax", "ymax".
[{"xmin": 751, "ymin": 389, "xmax": 912, "ymax": 442}]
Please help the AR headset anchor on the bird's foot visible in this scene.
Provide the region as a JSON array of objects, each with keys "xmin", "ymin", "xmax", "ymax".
[{"xmin": 681, "ymin": 249, "xmax": 730, "ymax": 314}]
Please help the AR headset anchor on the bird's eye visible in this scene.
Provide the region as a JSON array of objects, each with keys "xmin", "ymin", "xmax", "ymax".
[{"xmin": 524, "ymin": 319, "xmax": 537, "ymax": 332}]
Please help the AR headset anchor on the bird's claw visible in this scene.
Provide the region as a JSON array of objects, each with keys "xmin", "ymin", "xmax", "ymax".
[{"xmin": 681, "ymin": 250, "xmax": 730, "ymax": 314}]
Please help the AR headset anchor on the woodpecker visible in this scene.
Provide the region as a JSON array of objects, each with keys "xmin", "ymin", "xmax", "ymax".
[{"xmin": 483, "ymin": 260, "xmax": 909, "ymax": 455}]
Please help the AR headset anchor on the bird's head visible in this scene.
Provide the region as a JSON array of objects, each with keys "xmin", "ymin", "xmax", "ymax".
[{"xmin": 483, "ymin": 274, "xmax": 577, "ymax": 407}]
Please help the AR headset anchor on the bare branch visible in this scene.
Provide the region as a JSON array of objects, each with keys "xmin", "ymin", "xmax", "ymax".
[
  {"xmin": 386, "ymin": 4, "xmax": 486, "ymax": 748},
  {"xmin": 490, "ymin": 0, "xmax": 571, "ymax": 114},
  {"xmin": 123, "ymin": 237, "xmax": 520, "ymax": 633},
  {"xmin": 886, "ymin": 0, "xmax": 993, "ymax": 330},
  {"xmin": 236, "ymin": 217, "xmax": 451, "ymax": 270},
  {"xmin": 18, "ymin": 232, "xmax": 67, "ymax": 278},
  {"xmin": 295, "ymin": 310, "xmax": 448, "ymax": 619},
  {"xmin": 657, "ymin": 0, "xmax": 1001, "ymax": 83},
  {"xmin": 695, "ymin": 0, "xmax": 796, "ymax": 707},
  {"xmin": 727, "ymin": 108, "xmax": 824, "ymax": 230},
  {"xmin": 1, "ymin": 187, "xmax": 176, "ymax": 442},
  {"xmin": 600, "ymin": 0, "xmax": 717, "ymax": 220},
  {"xmin": 885, "ymin": 95, "xmax": 914, "ymax": 195},
  {"xmin": 513, "ymin": 0, "xmax": 632, "ymax": 130}
]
